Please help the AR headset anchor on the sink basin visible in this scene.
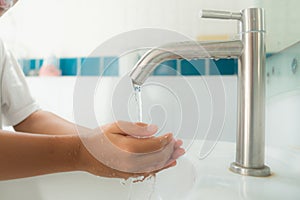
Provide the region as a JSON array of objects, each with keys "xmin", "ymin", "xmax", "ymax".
[
  {"xmin": 0, "ymin": 140, "xmax": 299, "ymax": 200},
  {"xmin": 180, "ymin": 141, "xmax": 300, "ymax": 200}
]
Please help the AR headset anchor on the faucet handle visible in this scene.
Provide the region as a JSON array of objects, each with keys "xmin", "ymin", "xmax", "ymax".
[{"xmin": 199, "ymin": 9, "xmax": 242, "ymax": 20}]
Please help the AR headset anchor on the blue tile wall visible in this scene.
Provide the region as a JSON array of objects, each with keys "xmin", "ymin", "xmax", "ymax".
[
  {"xmin": 266, "ymin": 53, "xmax": 274, "ymax": 58},
  {"xmin": 18, "ymin": 59, "xmax": 43, "ymax": 76},
  {"xmin": 209, "ymin": 59, "xmax": 238, "ymax": 75},
  {"xmin": 80, "ymin": 57, "xmax": 100, "ymax": 76},
  {"xmin": 18, "ymin": 57, "xmax": 240, "ymax": 76},
  {"xmin": 59, "ymin": 58, "xmax": 78, "ymax": 76},
  {"xmin": 153, "ymin": 60, "xmax": 177, "ymax": 76},
  {"xmin": 103, "ymin": 57, "xmax": 119, "ymax": 76},
  {"xmin": 181, "ymin": 59, "xmax": 205, "ymax": 76}
]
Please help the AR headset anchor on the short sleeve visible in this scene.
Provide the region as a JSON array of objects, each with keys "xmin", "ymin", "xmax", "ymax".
[{"xmin": 1, "ymin": 41, "xmax": 40, "ymax": 126}]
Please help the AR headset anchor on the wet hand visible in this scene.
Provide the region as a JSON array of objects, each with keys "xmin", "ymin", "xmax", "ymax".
[{"xmin": 78, "ymin": 121, "xmax": 185, "ymax": 179}]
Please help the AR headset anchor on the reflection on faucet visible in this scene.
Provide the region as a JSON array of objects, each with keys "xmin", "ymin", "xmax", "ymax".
[{"xmin": 129, "ymin": 8, "xmax": 271, "ymax": 177}]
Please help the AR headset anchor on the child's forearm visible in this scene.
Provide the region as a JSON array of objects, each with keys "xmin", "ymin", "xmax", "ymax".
[
  {"xmin": 0, "ymin": 130, "xmax": 81, "ymax": 180},
  {"xmin": 13, "ymin": 110, "xmax": 85, "ymax": 135}
]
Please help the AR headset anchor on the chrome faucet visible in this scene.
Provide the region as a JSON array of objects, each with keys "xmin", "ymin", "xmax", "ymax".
[{"xmin": 129, "ymin": 8, "xmax": 271, "ymax": 177}]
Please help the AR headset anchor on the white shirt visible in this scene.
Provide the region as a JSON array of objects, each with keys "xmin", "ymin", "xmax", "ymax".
[{"xmin": 0, "ymin": 39, "xmax": 39, "ymax": 128}]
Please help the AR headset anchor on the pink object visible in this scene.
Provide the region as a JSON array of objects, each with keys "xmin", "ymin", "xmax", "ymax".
[
  {"xmin": 0, "ymin": 0, "xmax": 12, "ymax": 9},
  {"xmin": 39, "ymin": 65, "xmax": 61, "ymax": 76}
]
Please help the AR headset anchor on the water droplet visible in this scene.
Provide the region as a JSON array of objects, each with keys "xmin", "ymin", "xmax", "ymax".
[
  {"xmin": 120, "ymin": 178, "xmax": 131, "ymax": 186},
  {"xmin": 100, "ymin": 138, "xmax": 104, "ymax": 144},
  {"xmin": 120, "ymin": 180, "xmax": 125, "ymax": 186},
  {"xmin": 109, "ymin": 158, "xmax": 114, "ymax": 163},
  {"xmin": 132, "ymin": 175, "xmax": 146, "ymax": 183}
]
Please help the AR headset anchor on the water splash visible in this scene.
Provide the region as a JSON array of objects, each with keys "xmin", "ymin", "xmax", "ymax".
[
  {"xmin": 147, "ymin": 175, "xmax": 157, "ymax": 200},
  {"xmin": 120, "ymin": 178, "xmax": 134, "ymax": 200},
  {"xmin": 120, "ymin": 175, "xmax": 158, "ymax": 200}
]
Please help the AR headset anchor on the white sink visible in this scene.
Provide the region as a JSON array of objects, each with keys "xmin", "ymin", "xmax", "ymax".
[{"xmin": 0, "ymin": 141, "xmax": 299, "ymax": 200}]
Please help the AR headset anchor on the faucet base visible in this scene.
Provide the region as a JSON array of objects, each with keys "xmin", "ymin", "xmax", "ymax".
[{"xmin": 230, "ymin": 162, "xmax": 271, "ymax": 177}]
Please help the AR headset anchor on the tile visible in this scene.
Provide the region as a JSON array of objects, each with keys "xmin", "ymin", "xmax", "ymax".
[
  {"xmin": 266, "ymin": 53, "xmax": 274, "ymax": 58},
  {"xmin": 209, "ymin": 59, "xmax": 238, "ymax": 75},
  {"xmin": 181, "ymin": 59, "xmax": 205, "ymax": 76},
  {"xmin": 18, "ymin": 59, "xmax": 31, "ymax": 75},
  {"xmin": 59, "ymin": 58, "xmax": 78, "ymax": 76},
  {"xmin": 153, "ymin": 60, "xmax": 177, "ymax": 76},
  {"xmin": 19, "ymin": 59, "xmax": 42, "ymax": 76},
  {"xmin": 103, "ymin": 57, "xmax": 119, "ymax": 76},
  {"xmin": 80, "ymin": 57, "xmax": 101, "ymax": 76}
]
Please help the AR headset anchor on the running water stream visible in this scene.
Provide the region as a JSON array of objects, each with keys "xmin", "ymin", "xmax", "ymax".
[
  {"xmin": 133, "ymin": 84, "xmax": 143, "ymax": 123},
  {"xmin": 120, "ymin": 82, "xmax": 158, "ymax": 200}
]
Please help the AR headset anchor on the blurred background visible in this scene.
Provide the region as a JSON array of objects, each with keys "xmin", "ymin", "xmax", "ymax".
[{"xmin": 0, "ymin": 0, "xmax": 298, "ymax": 67}]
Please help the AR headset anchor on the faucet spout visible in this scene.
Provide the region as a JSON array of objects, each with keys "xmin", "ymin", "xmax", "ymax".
[{"xmin": 129, "ymin": 40, "xmax": 243, "ymax": 85}]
